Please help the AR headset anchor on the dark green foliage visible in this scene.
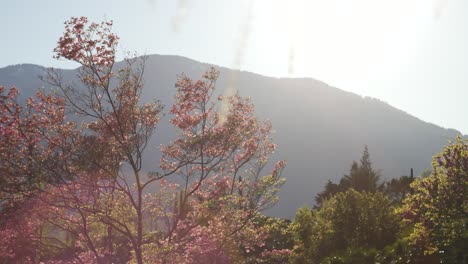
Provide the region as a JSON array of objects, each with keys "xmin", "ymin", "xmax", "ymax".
[
  {"xmin": 325, "ymin": 190, "xmax": 399, "ymax": 250},
  {"xmin": 292, "ymin": 190, "xmax": 400, "ymax": 263},
  {"xmin": 383, "ymin": 174, "xmax": 415, "ymax": 203},
  {"xmin": 314, "ymin": 180, "xmax": 344, "ymax": 209},
  {"xmin": 341, "ymin": 146, "xmax": 382, "ymax": 193},
  {"xmin": 321, "ymin": 247, "xmax": 378, "ymax": 264},
  {"xmin": 315, "ymin": 146, "xmax": 382, "ymax": 208}
]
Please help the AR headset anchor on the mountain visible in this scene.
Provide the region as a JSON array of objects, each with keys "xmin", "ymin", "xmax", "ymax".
[{"xmin": 0, "ymin": 55, "xmax": 462, "ymax": 218}]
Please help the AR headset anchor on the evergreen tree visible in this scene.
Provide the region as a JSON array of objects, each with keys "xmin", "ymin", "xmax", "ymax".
[
  {"xmin": 342, "ymin": 146, "xmax": 381, "ymax": 192},
  {"xmin": 315, "ymin": 146, "xmax": 381, "ymax": 207}
]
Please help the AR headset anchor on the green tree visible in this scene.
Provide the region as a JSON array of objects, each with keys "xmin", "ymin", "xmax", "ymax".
[
  {"xmin": 314, "ymin": 180, "xmax": 343, "ymax": 208},
  {"xmin": 328, "ymin": 190, "xmax": 398, "ymax": 250},
  {"xmin": 294, "ymin": 190, "xmax": 399, "ymax": 263},
  {"xmin": 399, "ymin": 137, "xmax": 468, "ymax": 263},
  {"xmin": 290, "ymin": 206, "xmax": 317, "ymax": 264},
  {"xmin": 383, "ymin": 174, "xmax": 414, "ymax": 203},
  {"xmin": 315, "ymin": 146, "xmax": 382, "ymax": 208},
  {"xmin": 341, "ymin": 146, "xmax": 382, "ymax": 192}
]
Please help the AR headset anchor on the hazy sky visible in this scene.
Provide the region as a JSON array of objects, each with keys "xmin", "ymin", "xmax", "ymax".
[{"xmin": 1, "ymin": 0, "xmax": 467, "ymax": 134}]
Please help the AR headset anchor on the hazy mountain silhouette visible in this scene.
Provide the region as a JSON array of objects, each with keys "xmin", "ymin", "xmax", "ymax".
[{"xmin": 0, "ymin": 55, "xmax": 462, "ymax": 218}]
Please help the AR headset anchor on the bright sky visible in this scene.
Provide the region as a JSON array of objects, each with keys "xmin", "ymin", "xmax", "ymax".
[{"xmin": 1, "ymin": 0, "xmax": 467, "ymax": 134}]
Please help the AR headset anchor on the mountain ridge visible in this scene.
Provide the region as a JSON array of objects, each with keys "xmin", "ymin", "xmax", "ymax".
[{"xmin": 1, "ymin": 56, "xmax": 461, "ymax": 135}]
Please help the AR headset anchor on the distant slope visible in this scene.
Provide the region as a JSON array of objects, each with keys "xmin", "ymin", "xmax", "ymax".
[{"xmin": 0, "ymin": 55, "xmax": 462, "ymax": 218}]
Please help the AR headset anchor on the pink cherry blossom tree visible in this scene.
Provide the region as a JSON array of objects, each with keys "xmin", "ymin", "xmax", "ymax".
[{"xmin": 0, "ymin": 17, "xmax": 286, "ymax": 264}]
